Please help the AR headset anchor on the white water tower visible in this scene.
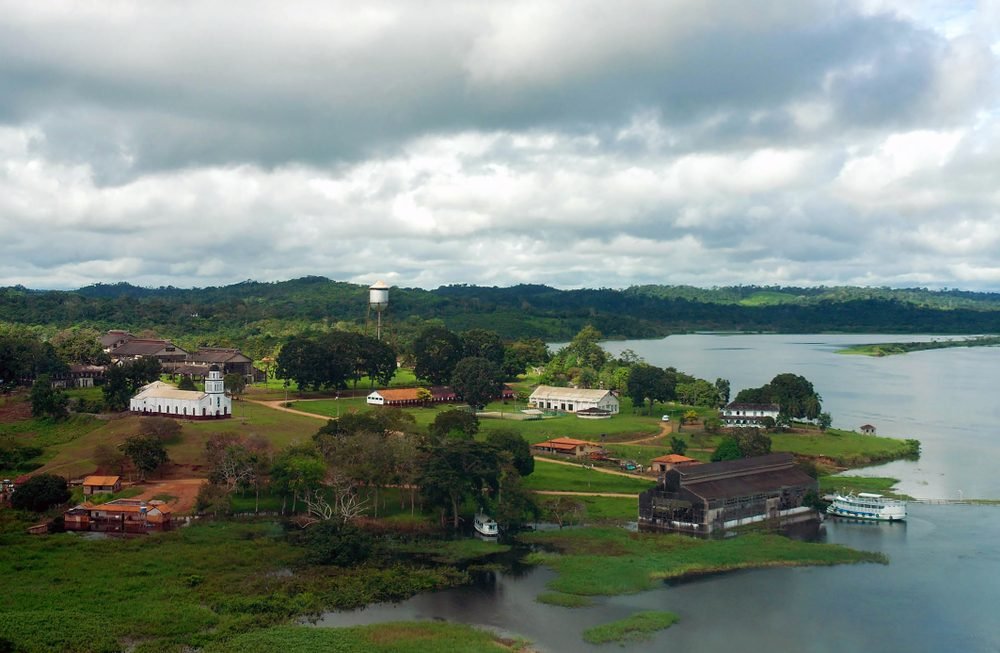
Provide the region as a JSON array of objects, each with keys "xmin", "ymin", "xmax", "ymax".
[{"xmin": 368, "ymin": 280, "xmax": 390, "ymax": 340}]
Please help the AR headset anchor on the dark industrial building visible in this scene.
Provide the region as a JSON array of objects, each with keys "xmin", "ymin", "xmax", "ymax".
[{"xmin": 639, "ymin": 452, "xmax": 817, "ymax": 534}]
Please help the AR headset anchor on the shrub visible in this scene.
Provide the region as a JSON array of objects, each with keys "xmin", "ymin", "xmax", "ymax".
[
  {"xmin": 295, "ymin": 521, "xmax": 375, "ymax": 567},
  {"xmin": 11, "ymin": 474, "xmax": 71, "ymax": 512}
]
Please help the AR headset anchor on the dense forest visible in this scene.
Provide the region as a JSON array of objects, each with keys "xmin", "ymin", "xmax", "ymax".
[{"xmin": 2, "ymin": 278, "xmax": 1000, "ymax": 358}]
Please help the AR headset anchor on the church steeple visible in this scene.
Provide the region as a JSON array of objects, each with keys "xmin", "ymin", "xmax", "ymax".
[{"xmin": 205, "ymin": 365, "xmax": 225, "ymax": 395}]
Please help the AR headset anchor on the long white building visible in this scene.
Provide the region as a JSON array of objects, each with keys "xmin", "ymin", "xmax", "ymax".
[
  {"xmin": 129, "ymin": 365, "xmax": 231, "ymax": 419},
  {"xmin": 528, "ymin": 385, "xmax": 619, "ymax": 414}
]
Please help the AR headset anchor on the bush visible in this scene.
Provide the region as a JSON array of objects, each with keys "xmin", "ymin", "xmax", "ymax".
[
  {"xmin": 295, "ymin": 521, "xmax": 375, "ymax": 567},
  {"xmin": 11, "ymin": 474, "xmax": 71, "ymax": 512}
]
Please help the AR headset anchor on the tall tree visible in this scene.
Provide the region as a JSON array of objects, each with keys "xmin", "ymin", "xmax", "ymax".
[
  {"xmin": 485, "ymin": 429, "xmax": 534, "ymax": 477},
  {"xmin": 413, "ymin": 326, "xmax": 463, "ymax": 385},
  {"xmin": 451, "ymin": 356, "xmax": 504, "ymax": 409},
  {"xmin": 51, "ymin": 327, "xmax": 107, "ymax": 365},
  {"xmin": 10, "ymin": 473, "xmax": 71, "ymax": 511},
  {"xmin": 715, "ymin": 378, "xmax": 731, "ymax": 406},
  {"xmin": 627, "ymin": 364, "xmax": 675, "ymax": 415},
  {"xmin": 461, "ymin": 329, "xmax": 505, "ymax": 366},
  {"xmin": 418, "ymin": 439, "xmax": 500, "ymax": 529},
  {"xmin": 103, "ymin": 358, "xmax": 162, "ymax": 411},
  {"xmin": 30, "ymin": 375, "xmax": 69, "ymax": 420},
  {"xmin": 735, "ymin": 373, "xmax": 822, "ymax": 419},
  {"xmin": 429, "ymin": 409, "xmax": 480, "ymax": 442}
]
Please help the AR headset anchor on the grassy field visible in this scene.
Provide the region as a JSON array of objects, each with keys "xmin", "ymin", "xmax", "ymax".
[
  {"xmin": 771, "ymin": 428, "xmax": 919, "ymax": 466},
  {"xmin": 536, "ymin": 592, "xmax": 594, "ymax": 607},
  {"xmin": 521, "ymin": 527, "xmax": 887, "ymax": 597},
  {"xmin": 525, "ymin": 461, "xmax": 654, "ymax": 494},
  {"xmin": 582, "ymin": 611, "xmax": 679, "ymax": 644},
  {"xmin": 203, "ymin": 622, "xmax": 529, "ymax": 653},
  {"xmin": 0, "ymin": 520, "xmax": 505, "ymax": 653}
]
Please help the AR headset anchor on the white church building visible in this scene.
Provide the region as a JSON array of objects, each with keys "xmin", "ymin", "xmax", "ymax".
[
  {"xmin": 528, "ymin": 385, "xmax": 620, "ymax": 414},
  {"xmin": 129, "ymin": 365, "xmax": 232, "ymax": 419}
]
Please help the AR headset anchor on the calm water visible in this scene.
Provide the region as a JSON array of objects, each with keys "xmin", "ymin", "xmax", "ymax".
[{"xmin": 317, "ymin": 334, "xmax": 1000, "ymax": 652}]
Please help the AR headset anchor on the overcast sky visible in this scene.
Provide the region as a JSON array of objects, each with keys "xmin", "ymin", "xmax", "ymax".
[{"xmin": 2, "ymin": 1, "xmax": 1000, "ymax": 291}]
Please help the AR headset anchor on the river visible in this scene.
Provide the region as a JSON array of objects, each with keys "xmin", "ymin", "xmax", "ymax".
[{"xmin": 316, "ymin": 334, "xmax": 1000, "ymax": 652}]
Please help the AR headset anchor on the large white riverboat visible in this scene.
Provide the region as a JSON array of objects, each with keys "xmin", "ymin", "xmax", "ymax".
[{"xmin": 827, "ymin": 492, "xmax": 906, "ymax": 521}]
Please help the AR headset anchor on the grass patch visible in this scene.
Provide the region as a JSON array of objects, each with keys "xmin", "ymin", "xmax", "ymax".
[
  {"xmin": 536, "ymin": 592, "xmax": 594, "ymax": 608},
  {"xmin": 572, "ymin": 495, "xmax": 638, "ymax": 522},
  {"xmin": 771, "ymin": 428, "xmax": 918, "ymax": 467},
  {"xmin": 520, "ymin": 527, "xmax": 887, "ymax": 597},
  {"xmin": 582, "ymin": 611, "xmax": 679, "ymax": 644},
  {"xmin": 203, "ymin": 622, "xmax": 528, "ymax": 653},
  {"xmin": 0, "ymin": 521, "xmax": 470, "ymax": 652},
  {"xmin": 395, "ymin": 538, "xmax": 511, "ymax": 564},
  {"xmin": 525, "ymin": 461, "xmax": 654, "ymax": 494},
  {"xmin": 819, "ymin": 476, "xmax": 909, "ymax": 499}
]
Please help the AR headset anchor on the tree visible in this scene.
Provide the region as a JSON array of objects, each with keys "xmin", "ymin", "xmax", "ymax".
[
  {"xmin": 195, "ymin": 482, "xmax": 231, "ymax": 515},
  {"xmin": 544, "ymin": 496, "xmax": 586, "ymax": 528},
  {"xmin": 676, "ymin": 379, "xmax": 721, "ymax": 407},
  {"xmin": 224, "ymin": 372, "xmax": 246, "ymax": 399},
  {"xmin": 429, "ymin": 409, "xmax": 480, "ymax": 442},
  {"xmin": 271, "ymin": 445, "xmax": 327, "ymax": 514},
  {"xmin": 296, "ymin": 520, "xmax": 374, "ymax": 567},
  {"xmin": 669, "ymin": 436, "xmax": 688, "ymax": 456},
  {"xmin": 451, "ymin": 356, "xmax": 504, "ymax": 409},
  {"xmin": 418, "ymin": 439, "xmax": 500, "ymax": 529},
  {"xmin": 413, "ymin": 326, "xmax": 464, "ymax": 385},
  {"xmin": 733, "ymin": 428, "xmax": 772, "ymax": 458},
  {"xmin": 817, "ymin": 412, "xmax": 832, "ymax": 431},
  {"xmin": 0, "ymin": 330, "xmax": 66, "ymax": 386},
  {"xmin": 138, "ymin": 417, "xmax": 182, "ymax": 443},
  {"xmin": 415, "ymin": 387, "xmax": 433, "ymax": 407},
  {"xmin": 122, "ymin": 435, "xmax": 169, "ymax": 481},
  {"xmin": 51, "ymin": 327, "xmax": 106, "ymax": 365},
  {"xmin": 502, "ymin": 338, "xmax": 549, "ymax": 378},
  {"xmin": 715, "ymin": 378, "xmax": 731, "ymax": 406},
  {"xmin": 30, "ymin": 375, "xmax": 68, "ymax": 420},
  {"xmin": 10, "ymin": 473, "xmax": 70, "ymax": 511},
  {"xmin": 485, "ymin": 429, "xmax": 534, "ymax": 477},
  {"xmin": 205, "ymin": 433, "xmax": 256, "ymax": 493},
  {"xmin": 735, "ymin": 373, "xmax": 822, "ymax": 419},
  {"xmin": 703, "ymin": 416, "xmax": 722, "ymax": 434},
  {"xmin": 461, "ymin": 329, "xmax": 505, "ymax": 367},
  {"xmin": 177, "ymin": 376, "xmax": 197, "ymax": 391},
  {"xmin": 627, "ymin": 364, "xmax": 675, "ymax": 415},
  {"xmin": 103, "ymin": 358, "xmax": 162, "ymax": 411},
  {"xmin": 93, "ymin": 443, "xmax": 126, "ymax": 475},
  {"xmin": 711, "ymin": 437, "xmax": 742, "ymax": 462}
]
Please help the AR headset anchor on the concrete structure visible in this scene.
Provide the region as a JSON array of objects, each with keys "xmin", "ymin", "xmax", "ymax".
[
  {"xmin": 82, "ymin": 475, "xmax": 122, "ymax": 495},
  {"xmin": 528, "ymin": 386, "xmax": 619, "ymax": 415},
  {"xmin": 721, "ymin": 402, "xmax": 780, "ymax": 427},
  {"xmin": 639, "ymin": 453, "xmax": 817, "ymax": 534},
  {"xmin": 129, "ymin": 366, "xmax": 231, "ymax": 419},
  {"xmin": 531, "ymin": 437, "xmax": 604, "ymax": 458},
  {"xmin": 860, "ymin": 424, "xmax": 877, "ymax": 435}
]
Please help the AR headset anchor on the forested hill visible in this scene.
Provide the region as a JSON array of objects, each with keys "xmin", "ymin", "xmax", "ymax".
[{"xmin": 3, "ymin": 279, "xmax": 1000, "ymax": 354}]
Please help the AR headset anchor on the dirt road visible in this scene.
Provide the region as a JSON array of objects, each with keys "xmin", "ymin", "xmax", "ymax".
[
  {"xmin": 532, "ymin": 490, "xmax": 637, "ymax": 498},
  {"xmin": 246, "ymin": 399, "xmax": 330, "ymax": 420},
  {"xmin": 131, "ymin": 478, "xmax": 205, "ymax": 515},
  {"xmin": 534, "ymin": 455, "xmax": 651, "ymax": 480}
]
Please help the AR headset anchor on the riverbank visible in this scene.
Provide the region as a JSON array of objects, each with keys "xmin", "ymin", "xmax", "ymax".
[
  {"xmin": 837, "ymin": 335, "xmax": 1000, "ymax": 356},
  {"xmin": 520, "ymin": 526, "xmax": 886, "ymax": 598}
]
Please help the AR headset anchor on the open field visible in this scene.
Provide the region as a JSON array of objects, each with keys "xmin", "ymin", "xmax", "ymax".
[
  {"xmin": 583, "ymin": 611, "xmax": 679, "ymax": 644},
  {"xmin": 521, "ymin": 527, "xmax": 887, "ymax": 597}
]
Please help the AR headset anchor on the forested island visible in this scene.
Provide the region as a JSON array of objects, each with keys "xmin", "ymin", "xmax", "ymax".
[
  {"xmin": 3, "ymin": 279, "xmax": 1000, "ymax": 358},
  {"xmin": 838, "ymin": 335, "xmax": 1000, "ymax": 356}
]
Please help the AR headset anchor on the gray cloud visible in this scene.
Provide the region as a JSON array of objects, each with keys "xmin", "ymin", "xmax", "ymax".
[{"xmin": 0, "ymin": 2, "xmax": 999, "ymax": 292}]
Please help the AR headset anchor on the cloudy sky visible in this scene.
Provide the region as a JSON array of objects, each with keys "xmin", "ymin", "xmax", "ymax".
[{"xmin": 2, "ymin": 1, "xmax": 1000, "ymax": 291}]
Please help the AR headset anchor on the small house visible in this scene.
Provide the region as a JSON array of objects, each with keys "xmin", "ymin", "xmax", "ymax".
[
  {"xmin": 650, "ymin": 454, "xmax": 700, "ymax": 474},
  {"xmin": 531, "ymin": 437, "xmax": 604, "ymax": 458},
  {"xmin": 82, "ymin": 475, "xmax": 122, "ymax": 495},
  {"xmin": 860, "ymin": 424, "xmax": 877, "ymax": 435},
  {"xmin": 64, "ymin": 499, "xmax": 173, "ymax": 533}
]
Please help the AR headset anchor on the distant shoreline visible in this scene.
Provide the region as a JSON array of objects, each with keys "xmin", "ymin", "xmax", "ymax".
[{"xmin": 836, "ymin": 336, "xmax": 1000, "ymax": 357}]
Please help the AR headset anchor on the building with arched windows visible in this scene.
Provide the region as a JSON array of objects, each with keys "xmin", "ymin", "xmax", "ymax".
[{"xmin": 129, "ymin": 365, "xmax": 231, "ymax": 419}]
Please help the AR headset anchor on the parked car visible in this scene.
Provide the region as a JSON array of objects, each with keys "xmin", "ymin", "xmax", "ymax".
[{"xmin": 661, "ymin": 414, "xmax": 671, "ymax": 422}]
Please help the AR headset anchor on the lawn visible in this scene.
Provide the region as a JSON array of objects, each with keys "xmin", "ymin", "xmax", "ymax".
[
  {"xmin": 521, "ymin": 526, "xmax": 887, "ymax": 597},
  {"xmin": 819, "ymin": 475, "xmax": 909, "ymax": 499},
  {"xmin": 583, "ymin": 611, "xmax": 679, "ymax": 644},
  {"xmin": 771, "ymin": 428, "xmax": 919, "ymax": 466},
  {"xmin": 525, "ymin": 460, "xmax": 654, "ymax": 494}
]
